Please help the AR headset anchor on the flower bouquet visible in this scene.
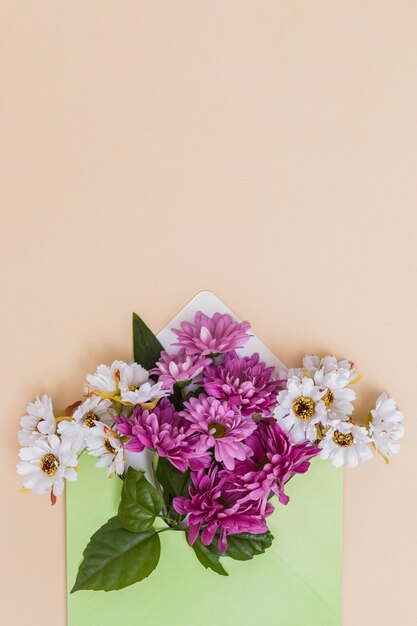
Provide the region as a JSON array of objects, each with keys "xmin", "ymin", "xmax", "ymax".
[{"xmin": 17, "ymin": 293, "xmax": 404, "ymax": 611}]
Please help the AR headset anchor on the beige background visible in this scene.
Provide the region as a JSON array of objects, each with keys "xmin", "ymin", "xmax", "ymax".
[{"xmin": 1, "ymin": 1, "xmax": 416, "ymax": 624}]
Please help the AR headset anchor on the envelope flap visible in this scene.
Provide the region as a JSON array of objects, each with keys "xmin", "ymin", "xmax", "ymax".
[{"xmin": 158, "ymin": 290, "xmax": 286, "ymax": 371}]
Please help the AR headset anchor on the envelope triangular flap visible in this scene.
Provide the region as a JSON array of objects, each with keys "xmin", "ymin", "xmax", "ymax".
[{"xmin": 158, "ymin": 290, "xmax": 286, "ymax": 373}]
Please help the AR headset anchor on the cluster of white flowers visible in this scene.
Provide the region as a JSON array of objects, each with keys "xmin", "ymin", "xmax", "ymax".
[
  {"xmin": 17, "ymin": 361, "xmax": 168, "ymax": 500},
  {"xmin": 276, "ymin": 355, "xmax": 404, "ymax": 468}
]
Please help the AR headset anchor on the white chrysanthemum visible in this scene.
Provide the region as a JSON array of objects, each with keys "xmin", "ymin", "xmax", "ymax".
[
  {"xmin": 303, "ymin": 354, "xmax": 358, "ymax": 386},
  {"xmin": 58, "ymin": 396, "xmax": 113, "ymax": 454},
  {"xmin": 86, "ymin": 422, "xmax": 125, "ymax": 476},
  {"xmin": 319, "ymin": 421, "xmax": 372, "ymax": 468},
  {"xmin": 369, "ymin": 392, "xmax": 404, "ymax": 457},
  {"xmin": 84, "ymin": 360, "xmax": 125, "ymax": 396},
  {"xmin": 118, "ymin": 362, "xmax": 168, "ymax": 405},
  {"xmin": 17, "ymin": 434, "xmax": 78, "ymax": 496},
  {"xmin": 301, "ymin": 354, "xmax": 321, "ymax": 375},
  {"xmin": 275, "ymin": 376, "xmax": 326, "ymax": 442},
  {"xmin": 277, "ymin": 367, "xmax": 304, "ymax": 382},
  {"xmin": 313, "ymin": 370, "xmax": 356, "ymax": 422},
  {"xmin": 73, "ymin": 395, "xmax": 114, "ymax": 425},
  {"xmin": 18, "ymin": 394, "xmax": 56, "ymax": 446}
]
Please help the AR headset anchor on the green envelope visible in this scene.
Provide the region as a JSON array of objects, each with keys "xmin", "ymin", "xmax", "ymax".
[{"xmin": 66, "ymin": 293, "xmax": 343, "ymax": 625}]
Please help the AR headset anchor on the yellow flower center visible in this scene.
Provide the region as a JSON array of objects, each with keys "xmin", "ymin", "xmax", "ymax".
[
  {"xmin": 104, "ymin": 438, "xmax": 117, "ymax": 455},
  {"xmin": 84, "ymin": 411, "xmax": 99, "ymax": 428},
  {"xmin": 292, "ymin": 396, "xmax": 316, "ymax": 421},
  {"xmin": 208, "ymin": 422, "xmax": 226, "ymax": 438},
  {"xmin": 128, "ymin": 384, "xmax": 139, "ymax": 392},
  {"xmin": 322, "ymin": 388, "xmax": 334, "ymax": 409},
  {"xmin": 332, "ymin": 430, "xmax": 354, "ymax": 447},
  {"xmin": 40, "ymin": 453, "xmax": 59, "ymax": 476}
]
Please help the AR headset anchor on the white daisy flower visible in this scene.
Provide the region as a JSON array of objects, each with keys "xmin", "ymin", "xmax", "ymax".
[
  {"xmin": 73, "ymin": 395, "xmax": 114, "ymax": 426},
  {"xmin": 84, "ymin": 360, "xmax": 168, "ymax": 406},
  {"xmin": 275, "ymin": 376, "xmax": 326, "ymax": 442},
  {"xmin": 118, "ymin": 362, "xmax": 168, "ymax": 405},
  {"xmin": 277, "ymin": 367, "xmax": 305, "ymax": 382},
  {"xmin": 319, "ymin": 421, "xmax": 372, "ymax": 468},
  {"xmin": 369, "ymin": 392, "xmax": 404, "ymax": 457},
  {"xmin": 84, "ymin": 360, "xmax": 125, "ymax": 396},
  {"xmin": 58, "ymin": 396, "xmax": 114, "ymax": 454},
  {"xmin": 17, "ymin": 434, "xmax": 78, "ymax": 496},
  {"xmin": 303, "ymin": 354, "xmax": 358, "ymax": 386},
  {"xmin": 313, "ymin": 370, "xmax": 356, "ymax": 422},
  {"xmin": 18, "ymin": 394, "xmax": 56, "ymax": 446},
  {"xmin": 301, "ymin": 354, "xmax": 321, "ymax": 375},
  {"xmin": 86, "ymin": 422, "xmax": 125, "ymax": 476}
]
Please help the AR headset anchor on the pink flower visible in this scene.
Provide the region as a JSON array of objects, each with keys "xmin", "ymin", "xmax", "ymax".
[
  {"xmin": 115, "ymin": 399, "xmax": 210, "ymax": 472},
  {"xmin": 151, "ymin": 349, "xmax": 211, "ymax": 392},
  {"xmin": 203, "ymin": 351, "xmax": 283, "ymax": 417},
  {"xmin": 172, "ymin": 311, "xmax": 251, "ymax": 356},
  {"xmin": 173, "ymin": 465, "xmax": 273, "ymax": 552},
  {"xmin": 232, "ymin": 418, "xmax": 319, "ymax": 510},
  {"xmin": 180, "ymin": 395, "xmax": 256, "ymax": 470}
]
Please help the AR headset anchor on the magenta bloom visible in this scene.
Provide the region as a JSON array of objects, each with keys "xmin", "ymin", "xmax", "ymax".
[
  {"xmin": 203, "ymin": 351, "xmax": 282, "ymax": 417},
  {"xmin": 173, "ymin": 465, "xmax": 273, "ymax": 552},
  {"xmin": 115, "ymin": 399, "xmax": 210, "ymax": 472},
  {"xmin": 151, "ymin": 349, "xmax": 211, "ymax": 392},
  {"xmin": 180, "ymin": 395, "xmax": 256, "ymax": 470},
  {"xmin": 232, "ymin": 418, "xmax": 319, "ymax": 509},
  {"xmin": 172, "ymin": 311, "xmax": 251, "ymax": 356}
]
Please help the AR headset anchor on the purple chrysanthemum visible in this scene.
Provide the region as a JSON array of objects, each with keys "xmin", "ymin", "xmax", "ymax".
[
  {"xmin": 115, "ymin": 399, "xmax": 210, "ymax": 472},
  {"xmin": 203, "ymin": 351, "xmax": 283, "ymax": 417},
  {"xmin": 172, "ymin": 311, "xmax": 251, "ymax": 356},
  {"xmin": 180, "ymin": 395, "xmax": 256, "ymax": 470},
  {"xmin": 173, "ymin": 465, "xmax": 273, "ymax": 552},
  {"xmin": 231, "ymin": 418, "xmax": 319, "ymax": 510},
  {"xmin": 151, "ymin": 349, "xmax": 211, "ymax": 392}
]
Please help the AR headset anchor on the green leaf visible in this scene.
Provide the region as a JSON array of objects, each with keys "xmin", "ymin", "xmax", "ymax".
[
  {"xmin": 118, "ymin": 467, "xmax": 164, "ymax": 532},
  {"xmin": 132, "ymin": 312, "xmax": 164, "ymax": 370},
  {"xmin": 170, "ymin": 385, "xmax": 184, "ymax": 411},
  {"xmin": 155, "ymin": 457, "xmax": 191, "ymax": 517},
  {"xmin": 155, "ymin": 457, "xmax": 191, "ymax": 500},
  {"xmin": 190, "ymin": 536, "xmax": 228, "ymax": 576},
  {"xmin": 223, "ymin": 531, "xmax": 274, "ymax": 561},
  {"xmin": 71, "ymin": 517, "xmax": 161, "ymax": 592}
]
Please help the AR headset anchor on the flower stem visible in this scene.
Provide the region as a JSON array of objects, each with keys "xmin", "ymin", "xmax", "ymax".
[
  {"xmin": 159, "ymin": 514, "xmax": 178, "ymax": 524},
  {"xmin": 152, "ymin": 451, "xmax": 167, "ymax": 516},
  {"xmin": 152, "ymin": 451, "xmax": 159, "ymax": 475}
]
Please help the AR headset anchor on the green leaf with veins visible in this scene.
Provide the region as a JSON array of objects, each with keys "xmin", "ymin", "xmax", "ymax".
[
  {"xmin": 132, "ymin": 312, "xmax": 164, "ymax": 370},
  {"xmin": 206, "ymin": 530, "xmax": 274, "ymax": 561},
  {"xmin": 118, "ymin": 467, "xmax": 164, "ymax": 532},
  {"xmin": 71, "ymin": 517, "xmax": 161, "ymax": 592},
  {"xmin": 190, "ymin": 535, "xmax": 228, "ymax": 576}
]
